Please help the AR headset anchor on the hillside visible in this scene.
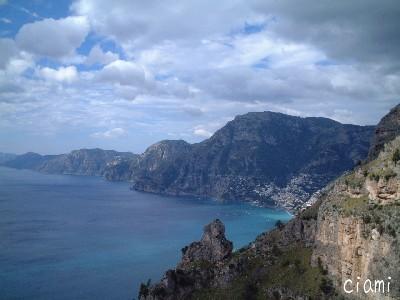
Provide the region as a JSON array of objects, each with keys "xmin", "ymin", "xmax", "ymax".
[
  {"xmin": 3, "ymin": 148, "xmax": 136, "ymax": 176},
  {"xmin": 139, "ymin": 104, "xmax": 400, "ymax": 300},
  {"xmin": 3, "ymin": 111, "xmax": 374, "ymax": 211},
  {"xmin": 106, "ymin": 111, "xmax": 374, "ymax": 211}
]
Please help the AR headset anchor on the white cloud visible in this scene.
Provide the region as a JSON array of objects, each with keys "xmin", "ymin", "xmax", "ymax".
[
  {"xmin": 1, "ymin": 17, "xmax": 11, "ymax": 24},
  {"xmin": 37, "ymin": 66, "xmax": 78, "ymax": 83},
  {"xmin": 71, "ymin": 0, "xmax": 254, "ymax": 48},
  {"xmin": 193, "ymin": 125, "xmax": 212, "ymax": 138},
  {"xmin": 91, "ymin": 127, "xmax": 126, "ymax": 138},
  {"xmin": 97, "ymin": 59, "xmax": 146, "ymax": 86},
  {"xmin": 85, "ymin": 44, "xmax": 119, "ymax": 65},
  {"xmin": 0, "ymin": 38, "xmax": 18, "ymax": 69},
  {"xmin": 16, "ymin": 16, "xmax": 90, "ymax": 59}
]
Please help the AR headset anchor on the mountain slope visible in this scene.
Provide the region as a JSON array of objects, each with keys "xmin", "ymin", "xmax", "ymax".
[
  {"xmin": 139, "ymin": 104, "xmax": 400, "ymax": 300},
  {"xmin": 3, "ymin": 148, "xmax": 136, "ymax": 176},
  {"xmin": 107, "ymin": 111, "xmax": 374, "ymax": 211}
]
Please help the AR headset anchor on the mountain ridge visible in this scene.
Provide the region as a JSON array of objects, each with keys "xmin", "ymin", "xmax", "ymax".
[
  {"xmin": 106, "ymin": 111, "xmax": 374, "ymax": 211},
  {"xmin": 2, "ymin": 111, "xmax": 375, "ymax": 211}
]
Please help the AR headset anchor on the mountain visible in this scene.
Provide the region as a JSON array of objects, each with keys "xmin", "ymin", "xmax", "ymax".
[
  {"xmin": 139, "ymin": 104, "xmax": 400, "ymax": 300},
  {"xmin": 3, "ymin": 111, "xmax": 374, "ymax": 211},
  {"xmin": 106, "ymin": 112, "xmax": 374, "ymax": 211},
  {"xmin": 368, "ymin": 104, "xmax": 400, "ymax": 161},
  {"xmin": 0, "ymin": 152, "xmax": 17, "ymax": 164},
  {"xmin": 3, "ymin": 148, "xmax": 136, "ymax": 176}
]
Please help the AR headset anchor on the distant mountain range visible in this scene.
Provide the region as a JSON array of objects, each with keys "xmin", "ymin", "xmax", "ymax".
[
  {"xmin": 1, "ymin": 111, "xmax": 375, "ymax": 211},
  {"xmin": 2, "ymin": 149, "xmax": 135, "ymax": 176}
]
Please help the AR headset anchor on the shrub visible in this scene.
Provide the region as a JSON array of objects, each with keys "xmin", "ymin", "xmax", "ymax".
[
  {"xmin": 320, "ymin": 278, "xmax": 334, "ymax": 295},
  {"xmin": 139, "ymin": 279, "xmax": 152, "ymax": 297},
  {"xmin": 392, "ymin": 148, "xmax": 400, "ymax": 164}
]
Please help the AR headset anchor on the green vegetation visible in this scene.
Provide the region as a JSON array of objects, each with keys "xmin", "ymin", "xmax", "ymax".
[
  {"xmin": 300, "ymin": 198, "xmax": 322, "ymax": 221},
  {"xmin": 139, "ymin": 279, "xmax": 151, "ymax": 298},
  {"xmin": 340, "ymin": 195, "xmax": 369, "ymax": 216},
  {"xmin": 192, "ymin": 244, "xmax": 333, "ymax": 300},
  {"xmin": 392, "ymin": 148, "xmax": 400, "ymax": 164},
  {"xmin": 368, "ymin": 168, "xmax": 397, "ymax": 182},
  {"xmin": 344, "ymin": 174, "xmax": 364, "ymax": 189}
]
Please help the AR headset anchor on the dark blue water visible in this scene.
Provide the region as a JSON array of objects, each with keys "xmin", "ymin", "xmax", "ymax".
[{"xmin": 0, "ymin": 166, "xmax": 291, "ymax": 299}]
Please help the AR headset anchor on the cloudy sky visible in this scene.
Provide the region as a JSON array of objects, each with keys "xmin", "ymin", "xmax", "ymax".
[{"xmin": 0, "ymin": 0, "xmax": 399, "ymax": 154}]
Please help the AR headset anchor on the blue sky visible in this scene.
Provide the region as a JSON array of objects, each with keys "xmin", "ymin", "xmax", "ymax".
[{"xmin": 0, "ymin": 0, "xmax": 399, "ymax": 154}]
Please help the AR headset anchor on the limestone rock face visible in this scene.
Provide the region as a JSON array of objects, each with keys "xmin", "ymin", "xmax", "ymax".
[{"xmin": 180, "ymin": 219, "xmax": 233, "ymax": 267}]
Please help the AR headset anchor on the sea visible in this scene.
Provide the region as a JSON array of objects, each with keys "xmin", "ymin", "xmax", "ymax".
[{"xmin": 0, "ymin": 166, "xmax": 292, "ymax": 299}]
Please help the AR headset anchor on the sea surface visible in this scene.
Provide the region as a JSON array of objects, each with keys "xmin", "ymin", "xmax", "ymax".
[{"xmin": 0, "ymin": 166, "xmax": 292, "ymax": 299}]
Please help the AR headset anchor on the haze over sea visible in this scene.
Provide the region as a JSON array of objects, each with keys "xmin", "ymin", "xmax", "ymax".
[{"xmin": 0, "ymin": 166, "xmax": 291, "ymax": 299}]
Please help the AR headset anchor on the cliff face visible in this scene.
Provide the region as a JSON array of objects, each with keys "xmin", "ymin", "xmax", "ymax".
[
  {"xmin": 108, "ymin": 112, "xmax": 374, "ymax": 211},
  {"xmin": 3, "ymin": 148, "xmax": 136, "ymax": 176},
  {"xmin": 368, "ymin": 104, "xmax": 400, "ymax": 161},
  {"xmin": 139, "ymin": 105, "xmax": 400, "ymax": 300},
  {"xmin": 313, "ymin": 136, "xmax": 400, "ymax": 299}
]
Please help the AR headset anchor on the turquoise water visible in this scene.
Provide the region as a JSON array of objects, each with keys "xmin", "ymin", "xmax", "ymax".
[{"xmin": 0, "ymin": 166, "xmax": 291, "ymax": 299}]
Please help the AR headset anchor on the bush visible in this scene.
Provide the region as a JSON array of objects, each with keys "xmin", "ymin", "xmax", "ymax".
[
  {"xmin": 139, "ymin": 279, "xmax": 151, "ymax": 297},
  {"xmin": 392, "ymin": 148, "xmax": 400, "ymax": 164},
  {"xmin": 320, "ymin": 278, "xmax": 334, "ymax": 295}
]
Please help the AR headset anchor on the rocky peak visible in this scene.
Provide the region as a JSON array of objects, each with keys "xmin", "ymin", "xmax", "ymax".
[
  {"xmin": 368, "ymin": 104, "xmax": 400, "ymax": 161},
  {"xmin": 180, "ymin": 219, "xmax": 233, "ymax": 267}
]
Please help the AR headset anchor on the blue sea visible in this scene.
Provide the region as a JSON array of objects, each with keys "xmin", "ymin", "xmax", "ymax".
[{"xmin": 0, "ymin": 166, "xmax": 291, "ymax": 299}]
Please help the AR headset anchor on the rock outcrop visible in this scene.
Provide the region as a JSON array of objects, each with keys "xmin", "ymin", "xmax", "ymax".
[
  {"xmin": 368, "ymin": 104, "xmax": 400, "ymax": 161},
  {"xmin": 180, "ymin": 219, "xmax": 233, "ymax": 267}
]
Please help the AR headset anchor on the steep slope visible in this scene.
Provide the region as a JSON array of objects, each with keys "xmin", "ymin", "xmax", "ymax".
[
  {"xmin": 107, "ymin": 111, "xmax": 374, "ymax": 211},
  {"xmin": 3, "ymin": 148, "xmax": 136, "ymax": 176},
  {"xmin": 139, "ymin": 105, "xmax": 400, "ymax": 300},
  {"xmin": 368, "ymin": 104, "xmax": 400, "ymax": 161}
]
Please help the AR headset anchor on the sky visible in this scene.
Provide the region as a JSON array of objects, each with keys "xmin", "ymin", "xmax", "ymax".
[{"xmin": 0, "ymin": 0, "xmax": 399, "ymax": 154}]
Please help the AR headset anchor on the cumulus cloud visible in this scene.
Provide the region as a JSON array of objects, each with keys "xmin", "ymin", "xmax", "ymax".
[
  {"xmin": 91, "ymin": 127, "xmax": 126, "ymax": 138},
  {"xmin": 193, "ymin": 125, "xmax": 213, "ymax": 138},
  {"xmin": 37, "ymin": 66, "xmax": 78, "ymax": 83},
  {"xmin": 16, "ymin": 16, "xmax": 89, "ymax": 59},
  {"xmin": 97, "ymin": 59, "xmax": 146, "ymax": 86},
  {"xmin": 71, "ymin": 0, "xmax": 254, "ymax": 48},
  {"xmin": 252, "ymin": 0, "xmax": 400, "ymax": 66},
  {"xmin": 85, "ymin": 44, "xmax": 119, "ymax": 65}
]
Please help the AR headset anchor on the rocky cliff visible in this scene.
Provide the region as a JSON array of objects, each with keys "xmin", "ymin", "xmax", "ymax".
[
  {"xmin": 3, "ymin": 148, "xmax": 136, "ymax": 176},
  {"xmin": 107, "ymin": 112, "xmax": 374, "ymax": 211},
  {"xmin": 139, "ymin": 105, "xmax": 400, "ymax": 300},
  {"xmin": 368, "ymin": 104, "xmax": 400, "ymax": 161}
]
